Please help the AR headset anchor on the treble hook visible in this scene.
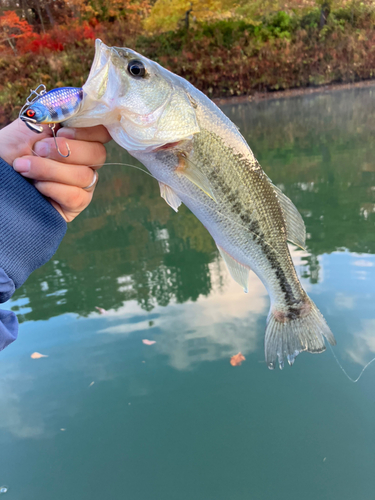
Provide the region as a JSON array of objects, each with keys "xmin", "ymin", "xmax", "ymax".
[{"xmin": 49, "ymin": 123, "xmax": 70, "ymax": 158}]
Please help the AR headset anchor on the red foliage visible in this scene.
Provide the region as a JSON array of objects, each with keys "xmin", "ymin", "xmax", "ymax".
[
  {"xmin": 0, "ymin": 10, "xmax": 33, "ymax": 48},
  {"xmin": 21, "ymin": 33, "xmax": 64, "ymax": 53},
  {"xmin": 17, "ymin": 21, "xmax": 97, "ymax": 54}
]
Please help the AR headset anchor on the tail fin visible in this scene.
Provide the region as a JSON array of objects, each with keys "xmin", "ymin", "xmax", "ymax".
[{"xmin": 265, "ymin": 297, "xmax": 336, "ymax": 369}]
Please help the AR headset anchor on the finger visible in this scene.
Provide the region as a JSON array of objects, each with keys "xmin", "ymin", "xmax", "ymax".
[
  {"xmin": 34, "ymin": 181, "xmax": 93, "ymax": 216},
  {"xmin": 33, "ymin": 137, "xmax": 107, "ymax": 166},
  {"xmin": 13, "ymin": 155, "xmax": 99, "ymax": 189},
  {"xmin": 57, "ymin": 125, "xmax": 112, "ymax": 144}
]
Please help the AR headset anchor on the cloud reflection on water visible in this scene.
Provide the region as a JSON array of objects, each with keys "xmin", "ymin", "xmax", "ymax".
[
  {"xmin": 97, "ymin": 246, "xmax": 314, "ymax": 370},
  {"xmin": 1, "ymin": 248, "xmax": 375, "ymax": 441},
  {"xmin": 346, "ymin": 319, "xmax": 375, "ymax": 367},
  {"xmin": 98, "ymin": 257, "xmax": 268, "ymax": 370}
]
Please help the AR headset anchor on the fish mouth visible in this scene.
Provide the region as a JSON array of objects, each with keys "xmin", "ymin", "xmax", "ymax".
[
  {"xmin": 91, "ymin": 39, "xmax": 112, "ymax": 76},
  {"xmin": 83, "ymin": 39, "xmax": 115, "ymax": 103},
  {"xmin": 20, "ymin": 115, "xmax": 44, "ymax": 133}
]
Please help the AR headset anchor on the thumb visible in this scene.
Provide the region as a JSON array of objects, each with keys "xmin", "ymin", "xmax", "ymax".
[{"xmin": 0, "ymin": 118, "xmax": 54, "ymax": 165}]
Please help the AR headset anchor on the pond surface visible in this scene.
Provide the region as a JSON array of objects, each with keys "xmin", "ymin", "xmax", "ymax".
[{"xmin": 1, "ymin": 86, "xmax": 375, "ymax": 500}]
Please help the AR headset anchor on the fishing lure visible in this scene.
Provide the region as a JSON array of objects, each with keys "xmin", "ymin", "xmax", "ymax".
[{"xmin": 20, "ymin": 84, "xmax": 84, "ymax": 157}]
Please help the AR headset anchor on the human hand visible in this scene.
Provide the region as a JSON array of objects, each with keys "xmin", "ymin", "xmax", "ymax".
[{"xmin": 0, "ymin": 119, "xmax": 112, "ymax": 222}]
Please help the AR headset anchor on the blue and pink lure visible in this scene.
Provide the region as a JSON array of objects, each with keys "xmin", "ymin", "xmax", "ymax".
[{"xmin": 20, "ymin": 85, "xmax": 83, "ymax": 133}]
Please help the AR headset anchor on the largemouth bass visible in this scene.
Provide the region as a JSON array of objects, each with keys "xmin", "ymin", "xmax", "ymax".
[{"xmin": 65, "ymin": 39, "xmax": 336, "ymax": 369}]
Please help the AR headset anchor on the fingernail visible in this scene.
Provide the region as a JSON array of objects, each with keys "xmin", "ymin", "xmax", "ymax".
[
  {"xmin": 57, "ymin": 128, "xmax": 76, "ymax": 139},
  {"xmin": 13, "ymin": 158, "xmax": 31, "ymax": 173},
  {"xmin": 34, "ymin": 141, "xmax": 50, "ymax": 157}
]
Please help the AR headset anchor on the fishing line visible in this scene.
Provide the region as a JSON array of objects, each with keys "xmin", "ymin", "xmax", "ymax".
[
  {"xmin": 328, "ymin": 343, "xmax": 375, "ymax": 383},
  {"xmin": 92, "ymin": 161, "xmax": 375, "ymax": 383},
  {"xmin": 18, "ymin": 128, "xmax": 375, "ymax": 381},
  {"xmin": 87, "ymin": 161, "xmax": 284, "ymax": 259},
  {"xmin": 88, "ymin": 162, "xmax": 157, "ymax": 179}
]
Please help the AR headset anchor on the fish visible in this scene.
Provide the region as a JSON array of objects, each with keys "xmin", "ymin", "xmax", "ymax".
[
  {"xmin": 64, "ymin": 39, "xmax": 336, "ymax": 369},
  {"xmin": 20, "ymin": 87, "xmax": 83, "ymax": 133}
]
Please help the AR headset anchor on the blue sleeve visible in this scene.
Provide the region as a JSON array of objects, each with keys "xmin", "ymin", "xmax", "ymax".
[
  {"xmin": 0, "ymin": 156, "xmax": 67, "ymax": 351},
  {"xmin": 0, "ymin": 269, "xmax": 18, "ymax": 351}
]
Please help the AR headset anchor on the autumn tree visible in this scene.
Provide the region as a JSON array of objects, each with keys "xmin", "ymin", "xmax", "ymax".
[
  {"xmin": 1, "ymin": 0, "xmax": 70, "ymax": 32},
  {"xmin": 0, "ymin": 10, "xmax": 32, "ymax": 53}
]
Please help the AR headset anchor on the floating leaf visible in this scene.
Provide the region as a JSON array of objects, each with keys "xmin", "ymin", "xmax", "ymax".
[
  {"xmin": 142, "ymin": 339, "xmax": 156, "ymax": 345},
  {"xmin": 31, "ymin": 352, "xmax": 48, "ymax": 359},
  {"xmin": 230, "ymin": 352, "xmax": 245, "ymax": 366},
  {"xmin": 95, "ymin": 306, "xmax": 107, "ymax": 314}
]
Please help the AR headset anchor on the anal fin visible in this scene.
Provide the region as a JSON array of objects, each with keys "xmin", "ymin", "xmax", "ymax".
[
  {"xmin": 217, "ymin": 245, "xmax": 250, "ymax": 292},
  {"xmin": 159, "ymin": 182, "xmax": 182, "ymax": 212}
]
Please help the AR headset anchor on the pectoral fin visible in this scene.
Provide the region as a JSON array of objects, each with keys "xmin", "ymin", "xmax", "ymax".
[
  {"xmin": 176, "ymin": 153, "xmax": 217, "ymax": 202},
  {"xmin": 217, "ymin": 245, "xmax": 250, "ymax": 293},
  {"xmin": 159, "ymin": 182, "xmax": 182, "ymax": 212}
]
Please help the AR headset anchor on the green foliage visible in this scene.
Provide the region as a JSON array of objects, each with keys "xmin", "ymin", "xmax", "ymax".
[
  {"xmin": 138, "ymin": 12, "xmax": 298, "ymax": 57},
  {"xmin": 299, "ymin": 8, "xmax": 321, "ymax": 29},
  {"xmin": 136, "ymin": 28, "xmax": 187, "ymax": 58},
  {"xmin": 199, "ymin": 19, "xmax": 255, "ymax": 48},
  {"xmin": 333, "ymin": 1, "xmax": 375, "ymax": 27},
  {"xmin": 259, "ymin": 10, "xmax": 298, "ymax": 39}
]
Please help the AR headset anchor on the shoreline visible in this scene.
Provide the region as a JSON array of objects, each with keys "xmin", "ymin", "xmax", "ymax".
[{"xmin": 212, "ymin": 79, "xmax": 375, "ymax": 106}]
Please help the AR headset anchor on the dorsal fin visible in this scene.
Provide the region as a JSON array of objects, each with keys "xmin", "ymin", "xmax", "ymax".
[
  {"xmin": 271, "ymin": 184, "xmax": 306, "ymax": 250},
  {"xmin": 217, "ymin": 245, "xmax": 250, "ymax": 293},
  {"xmin": 159, "ymin": 182, "xmax": 182, "ymax": 212}
]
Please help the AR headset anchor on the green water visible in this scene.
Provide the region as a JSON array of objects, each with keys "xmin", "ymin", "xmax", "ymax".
[{"xmin": 1, "ymin": 87, "xmax": 375, "ymax": 499}]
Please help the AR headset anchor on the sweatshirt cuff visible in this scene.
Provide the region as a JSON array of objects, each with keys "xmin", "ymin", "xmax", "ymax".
[
  {"xmin": 0, "ymin": 308, "xmax": 18, "ymax": 351},
  {"xmin": 0, "ymin": 268, "xmax": 15, "ymax": 303},
  {"xmin": 0, "ymin": 268, "xmax": 18, "ymax": 350},
  {"xmin": 0, "ymin": 157, "xmax": 67, "ymax": 289}
]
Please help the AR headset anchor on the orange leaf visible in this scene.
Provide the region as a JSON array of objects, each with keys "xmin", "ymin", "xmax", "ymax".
[
  {"xmin": 31, "ymin": 352, "xmax": 48, "ymax": 359},
  {"xmin": 142, "ymin": 339, "xmax": 156, "ymax": 345},
  {"xmin": 230, "ymin": 352, "xmax": 245, "ymax": 366},
  {"xmin": 95, "ymin": 306, "xmax": 107, "ymax": 314}
]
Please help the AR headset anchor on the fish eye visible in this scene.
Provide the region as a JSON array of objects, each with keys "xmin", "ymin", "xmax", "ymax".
[
  {"xmin": 26, "ymin": 109, "xmax": 36, "ymax": 118},
  {"xmin": 127, "ymin": 60, "xmax": 146, "ymax": 78}
]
